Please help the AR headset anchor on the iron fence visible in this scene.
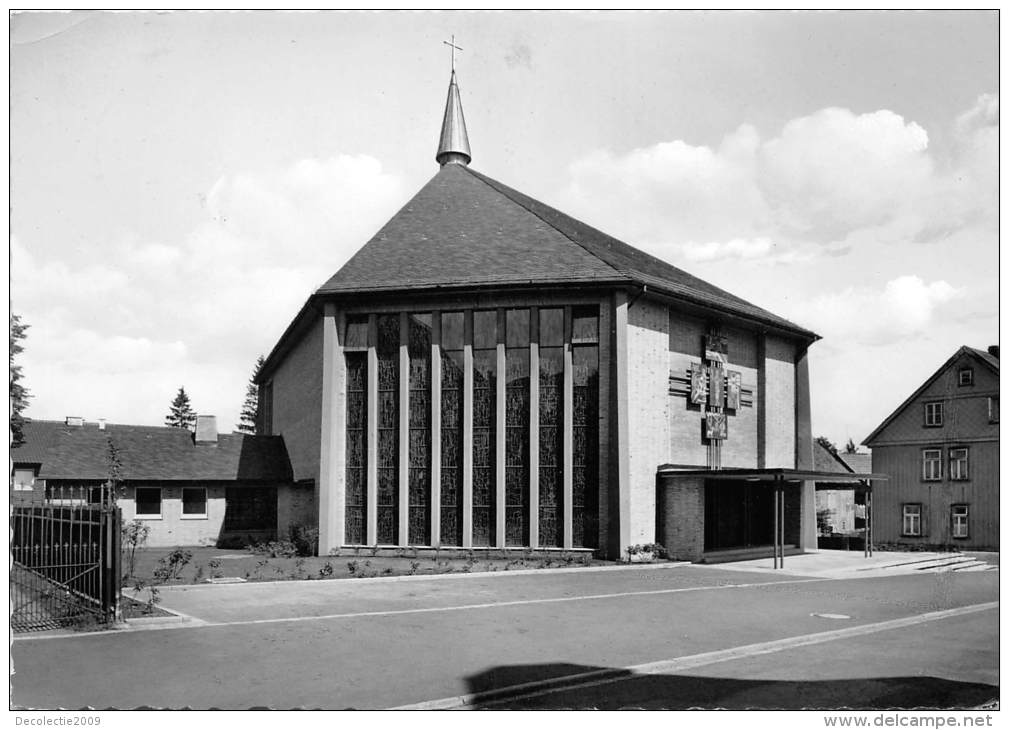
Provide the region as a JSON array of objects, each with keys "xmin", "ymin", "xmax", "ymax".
[{"xmin": 10, "ymin": 485, "xmax": 121, "ymax": 632}]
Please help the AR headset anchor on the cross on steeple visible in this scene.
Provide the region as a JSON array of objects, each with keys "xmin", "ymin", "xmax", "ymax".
[{"xmin": 443, "ymin": 35, "xmax": 463, "ymax": 72}]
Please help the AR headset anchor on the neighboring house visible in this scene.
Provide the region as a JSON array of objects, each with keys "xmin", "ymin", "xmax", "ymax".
[
  {"xmin": 813, "ymin": 443, "xmax": 859, "ymax": 535},
  {"xmin": 863, "ymin": 346, "xmax": 999, "ymax": 551},
  {"xmin": 11, "ymin": 416, "xmax": 304, "ymax": 548},
  {"xmin": 251, "ymin": 69, "xmax": 854, "ymax": 562}
]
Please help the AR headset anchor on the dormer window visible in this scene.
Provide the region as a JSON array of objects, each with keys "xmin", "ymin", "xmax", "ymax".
[
  {"xmin": 958, "ymin": 367, "xmax": 974, "ymax": 386},
  {"xmin": 924, "ymin": 401, "xmax": 944, "ymax": 427}
]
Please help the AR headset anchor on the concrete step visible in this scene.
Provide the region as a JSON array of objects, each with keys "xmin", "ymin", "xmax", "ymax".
[{"xmin": 700, "ymin": 545, "xmax": 800, "ymax": 564}]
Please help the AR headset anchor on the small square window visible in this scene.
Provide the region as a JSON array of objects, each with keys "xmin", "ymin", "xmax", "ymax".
[
  {"xmin": 924, "ymin": 401, "xmax": 944, "ymax": 427},
  {"xmin": 922, "ymin": 449, "xmax": 942, "ymax": 481},
  {"xmin": 182, "ymin": 487, "xmax": 208, "ymax": 518},
  {"xmin": 12, "ymin": 469, "xmax": 35, "ymax": 491},
  {"xmin": 958, "ymin": 368, "xmax": 974, "ymax": 386},
  {"xmin": 951, "ymin": 505, "xmax": 969, "ymax": 539},
  {"xmin": 903, "ymin": 504, "xmax": 922, "ymax": 536},
  {"xmin": 949, "ymin": 448, "xmax": 969, "ymax": 481},
  {"xmin": 135, "ymin": 487, "xmax": 162, "ymax": 518}
]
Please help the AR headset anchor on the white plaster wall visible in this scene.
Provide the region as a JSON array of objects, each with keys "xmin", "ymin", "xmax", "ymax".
[
  {"xmin": 626, "ymin": 297, "xmax": 671, "ymax": 545},
  {"xmin": 764, "ymin": 336, "xmax": 796, "ymax": 468}
]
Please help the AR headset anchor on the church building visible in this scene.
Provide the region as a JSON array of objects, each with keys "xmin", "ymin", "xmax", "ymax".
[{"xmin": 256, "ymin": 69, "xmax": 835, "ymax": 561}]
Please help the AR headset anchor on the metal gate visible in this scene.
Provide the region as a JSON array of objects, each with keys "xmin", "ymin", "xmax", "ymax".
[{"xmin": 10, "ymin": 486, "xmax": 121, "ymax": 632}]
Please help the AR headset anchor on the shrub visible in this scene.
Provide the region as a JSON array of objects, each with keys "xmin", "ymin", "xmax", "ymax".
[
  {"xmin": 318, "ymin": 561, "xmax": 335, "ymax": 578},
  {"xmin": 625, "ymin": 543, "xmax": 667, "ymax": 562},
  {"xmin": 152, "ymin": 548, "xmax": 193, "ymax": 582},
  {"xmin": 288, "ymin": 523, "xmax": 319, "ymax": 557},
  {"xmin": 208, "ymin": 558, "xmax": 223, "ymax": 579},
  {"xmin": 247, "ymin": 540, "xmax": 298, "ymax": 559},
  {"xmin": 120, "ymin": 520, "xmax": 150, "ymax": 578}
]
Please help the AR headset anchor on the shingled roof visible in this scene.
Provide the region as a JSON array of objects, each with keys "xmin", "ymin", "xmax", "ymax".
[
  {"xmin": 317, "ymin": 164, "xmax": 816, "ymax": 339},
  {"xmin": 12, "ymin": 420, "xmax": 292, "ymax": 483}
]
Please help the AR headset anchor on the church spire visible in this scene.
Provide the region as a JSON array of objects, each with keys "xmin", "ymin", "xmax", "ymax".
[{"xmin": 436, "ymin": 37, "xmax": 471, "ymax": 167}]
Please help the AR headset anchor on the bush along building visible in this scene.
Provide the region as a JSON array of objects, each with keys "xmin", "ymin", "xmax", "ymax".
[
  {"xmin": 255, "ymin": 69, "xmax": 877, "ymax": 562},
  {"xmin": 864, "ymin": 346, "xmax": 999, "ymax": 551},
  {"xmin": 11, "ymin": 416, "xmax": 301, "ymax": 548}
]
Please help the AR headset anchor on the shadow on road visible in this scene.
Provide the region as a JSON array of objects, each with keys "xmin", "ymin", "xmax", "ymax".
[{"xmin": 464, "ymin": 663, "xmax": 998, "ymax": 710}]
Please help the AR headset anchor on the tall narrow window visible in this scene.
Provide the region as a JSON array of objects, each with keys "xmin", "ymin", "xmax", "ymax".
[
  {"xmin": 949, "ymin": 447, "xmax": 969, "ymax": 481},
  {"xmin": 571, "ymin": 306, "xmax": 600, "ymax": 548},
  {"xmin": 472, "ymin": 310, "xmax": 497, "ymax": 546},
  {"xmin": 376, "ymin": 314, "xmax": 400, "ymax": 544},
  {"xmin": 440, "ymin": 312, "xmax": 465, "ymax": 545},
  {"xmin": 538, "ymin": 308, "xmax": 564, "ymax": 547},
  {"xmin": 989, "ymin": 396, "xmax": 999, "ymax": 424},
  {"xmin": 344, "ymin": 315, "xmax": 369, "ymax": 544},
  {"xmin": 902, "ymin": 504, "xmax": 922, "ymax": 536},
  {"xmin": 924, "ymin": 401, "xmax": 944, "ymax": 427},
  {"xmin": 922, "ymin": 448, "xmax": 942, "ymax": 481},
  {"xmin": 408, "ymin": 314, "xmax": 432, "ymax": 544},
  {"xmin": 505, "ymin": 309, "xmax": 530, "ymax": 546},
  {"xmin": 951, "ymin": 505, "xmax": 969, "ymax": 538}
]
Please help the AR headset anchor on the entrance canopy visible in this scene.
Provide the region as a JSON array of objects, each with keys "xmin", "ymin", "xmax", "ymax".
[{"xmin": 657, "ymin": 466, "xmax": 887, "ymax": 486}]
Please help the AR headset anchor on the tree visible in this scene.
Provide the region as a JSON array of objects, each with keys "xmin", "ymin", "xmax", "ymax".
[
  {"xmin": 236, "ymin": 355, "xmax": 265, "ymax": 434},
  {"xmin": 815, "ymin": 435, "xmax": 838, "ymax": 457},
  {"xmin": 10, "ymin": 315, "xmax": 31, "ymax": 447},
  {"xmin": 165, "ymin": 387, "xmax": 196, "ymax": 430},
  {"xmin": 843, "ymin": 438, "xmax": 858, "ymax": 454}
]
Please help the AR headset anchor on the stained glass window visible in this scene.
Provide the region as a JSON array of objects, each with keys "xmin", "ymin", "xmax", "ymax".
[
  {"xmin": 472, "ymin": 310, "xmax": 497, "ymax": 546},
  {"xmin": 440, "ymin": 312, "xmax": 465, "ymax": 546},
  {"xmin": 572, "ymin": 307, "xmax": 599, "ymax": 548},
  {"xmin": 408, "ymin": 314, "xmax": 432, "ymax": 544},
  {"xmin": 538, "ymin": 308, "xmax": 564, "ymax": 547},
  {"xmin": 344, "ymin": 315, "xmax": 369, "ymax": 350},
  {"xmin": 344, "ymin": 352, "xmax": 368, "ymax": 544},
  {"xmin": 505, "ymin": 309, "xmax": 530, "ymax": 546},
  {"xmin": 376, "ymin": 314, "xmax": 399, "ymax": 544}
]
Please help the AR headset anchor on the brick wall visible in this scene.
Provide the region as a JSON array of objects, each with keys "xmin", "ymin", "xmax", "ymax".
[
  {"xmin": 278, "ymin": 482, "xmax": 317, "ymax": 541},
  {"xmin": 626, "ymin": 297, "xmax": 671, "ymax": 545},
  {"xmin": 668, "ymin": 314, "xmax": 708, "ymax": 467},
  {"xmin": 656, "ymin": 476, "xmax": 705, "ymax": 561},
  {"xmin": 271, "ymin": 317, "xmax": 325, "ymax": 484}
]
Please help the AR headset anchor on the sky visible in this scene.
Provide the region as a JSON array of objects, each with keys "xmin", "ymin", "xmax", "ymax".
[{"xmin": 10, "ymin": 10, "xmax": 999, "ymax": 446}]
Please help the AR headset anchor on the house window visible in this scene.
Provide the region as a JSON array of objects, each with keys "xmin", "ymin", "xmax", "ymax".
[
  {"xmin": 182, "ymin": 487, "xmax": 208, "ymax": 518},
  {"xmin": 922, "ymin": 449, "xmax": 942, "ymax": 481},
  {"xmin": 135, "ymin": 487, "xmax": 162, "ymax": 518},
  {"xmin": 948, "ymin": 448, "xmax": 969, "ymax": 481},
  {"xmin": 902, "ymin": 504, "xmax": 922, "ymax": 536},
  {"xmin": 12, "ymin": 469, "xmax": 34, "ymax": 491},
  {"xmin": 951, "ymin": 505, "xmax": 969, "ymax": 539},
  {"xmin": 957, "ymin": 368, "xmax": 974, "ymax": 386},
  {"xmin": 923, "ymin": 401, "xmax": 944, "ymax": 427},
  {"xmin": 989, "ymin": 397, "xmax": 999, "ymax": 424}
]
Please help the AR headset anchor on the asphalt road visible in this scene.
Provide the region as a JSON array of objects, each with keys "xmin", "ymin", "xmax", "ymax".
[{"xmin": 11, "ymin": 564, "xmax": 998, "ymax": 710}]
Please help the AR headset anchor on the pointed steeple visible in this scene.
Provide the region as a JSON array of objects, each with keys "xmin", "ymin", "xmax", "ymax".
[{"xmin": 436, "ymin": 70, "xmax": 471, "ymax": 167}]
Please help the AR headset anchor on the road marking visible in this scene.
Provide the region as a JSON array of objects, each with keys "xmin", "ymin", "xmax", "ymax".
[
  {"xmin": 391, "ymin": 601, "xmax": 998, "ymax": 710},
  {"xmin": 13, "ymin": 576, "xmax": 828, "ymax": 640}
]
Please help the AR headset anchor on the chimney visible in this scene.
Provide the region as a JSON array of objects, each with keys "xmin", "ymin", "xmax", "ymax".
[
  {"xmin": 98, "ymin": 419, "xmax": 106, "ymax": 431},
  {"xmin": 987, "ymin": 345, "xmax": 999, "ymax": 359},
  {"xmin": 194, "ymin": 415, "xmax": 218, "ymax": 445},
  {"xmin": 65, "ymin": 416, "xmax": 84, "ymax": 427}
]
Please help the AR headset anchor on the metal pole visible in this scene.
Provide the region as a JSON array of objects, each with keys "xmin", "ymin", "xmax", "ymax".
[
  {"xmin": 868, "ymin": 489, "xmax": 873, "ymax": 558},
  {"xmin": 772, "ymin": 486, "xmax": 779, "ymax": 569},
  {"xmin": 779, "ymin": 485, "xmax": 786, "ymax": 568},
  {"xmin": 863, "ymin": 486, "xmax": 868, "ymax": 558}
]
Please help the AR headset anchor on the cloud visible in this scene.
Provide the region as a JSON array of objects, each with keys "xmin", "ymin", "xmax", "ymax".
[
  {"xmin": 13, "ymin": 154, "xmax": 408, "ymax": 429},
  {"xmin": 801, "ymin": 275, "xmax": 962, "ymax": 346},
  {"xmin": 556, "ymin": 95, "xmax": 997, "ymax": 263}
]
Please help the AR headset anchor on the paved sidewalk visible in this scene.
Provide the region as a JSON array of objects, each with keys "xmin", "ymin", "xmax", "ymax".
[{"xmin": 699, "ymin": 549, "xmax": 998, "ymax": 578}]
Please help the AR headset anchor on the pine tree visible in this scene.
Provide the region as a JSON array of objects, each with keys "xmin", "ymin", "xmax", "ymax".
[
  {"xmin": 165, "ymin": 386, "xmax": 197, "ymax": 430},
  {"xmin": 236, "ymin": 355, "xmax": 265, "ymax": 434},
  {"xmin": 844, "ymin": 438, "xmax": 858, "ymax": 454},
  {"xmin": 10, "ymin": 315, "xmax": 32, "ymax": 447}
]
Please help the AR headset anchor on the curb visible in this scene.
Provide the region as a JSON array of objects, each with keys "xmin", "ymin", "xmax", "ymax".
[{"xmin": 156, "ymin": 560, "xmax": 693, "ymax": 592}]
